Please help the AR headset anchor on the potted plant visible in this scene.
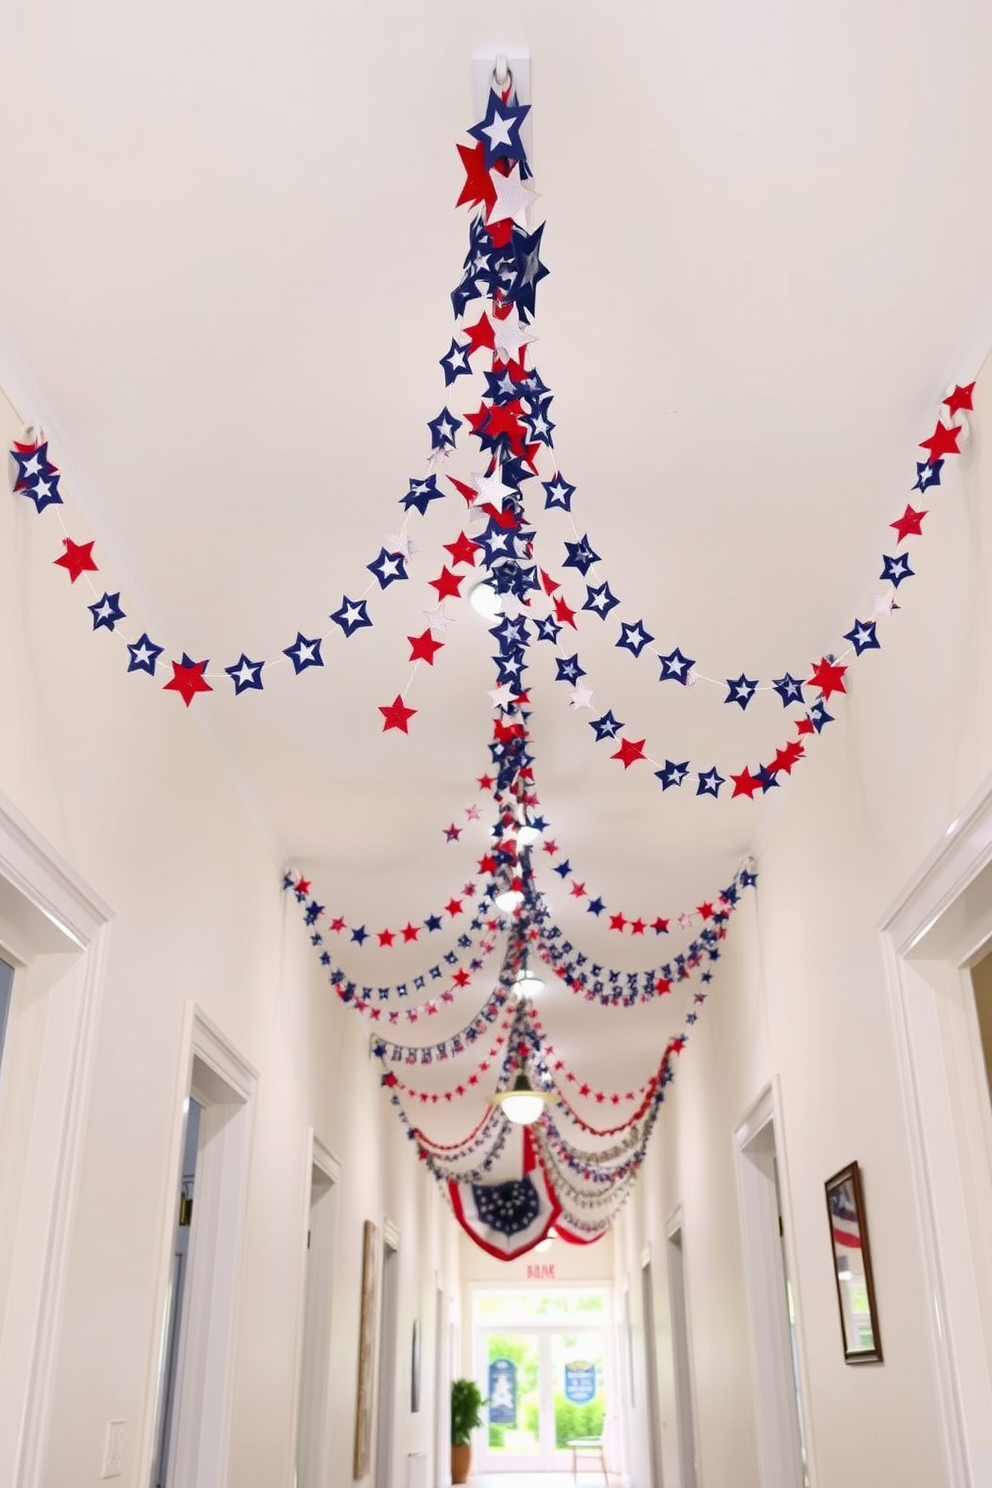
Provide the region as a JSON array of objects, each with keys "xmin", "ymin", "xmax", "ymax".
[{"xmin": 451, "ymin": 1377, "xmax": 486, "ymax": 1485}]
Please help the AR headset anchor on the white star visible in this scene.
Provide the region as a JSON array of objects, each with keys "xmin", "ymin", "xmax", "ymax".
[
  {"xmin": 22, "ymin": 453, "xmax": 41, "ymax": 478},
  {"xmin": 131, "ymin": 641, "xmax": 157, "ymax": 667},
  {"xmin": 491, "ymin": 312, "xmax": 537, "ymax": 364},
  {"xmin": 677, "ymin": 912, "xmax": 693, "ymax": 931},
  {"xmin": 424, "ymin": 605, "xmax": 452, "ymax": 637},
  {"xmin": 872, "ymin": 591, "xmax": 898, "ymax": 617},
  {"xmin": 384, "ymin": 529, "xmax": 415, "ymax": 561},
  {"xmin": 685, "ymin": 670, "xmax": 700, "ymax": 688},
  {"xmin": 482, "ymin": 115, "xmax": 515, "ymax": 151},
  {"xmin": 471, "ymin": 468, "xmax": 516, "ymax": 507},
  {"xmin": 488, "ymin": 684, "xmax": 517, "ymax": 708},
  {"xmin": 568, "ymin": 684, "xmax": 594, "ymax": 710},
  {"xmin": 93, "ymin": 598, "xmax": 115, "ymax": 622},
  {"xmin": 487, "ymin": 164, "xmax": 539, "ymax": 230}
]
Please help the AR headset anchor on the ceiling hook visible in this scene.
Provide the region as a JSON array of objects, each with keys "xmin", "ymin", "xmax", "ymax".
[{"xmin": 494, "ymin": 54, "xmax": 511, "ymax": 91}]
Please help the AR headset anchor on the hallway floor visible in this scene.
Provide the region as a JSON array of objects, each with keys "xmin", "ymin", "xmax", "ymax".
[{"xmin": 471, "ymin": 1475, "xmax": 605, "ymax": 1487}]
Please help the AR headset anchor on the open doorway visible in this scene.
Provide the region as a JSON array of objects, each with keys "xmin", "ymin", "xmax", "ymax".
[
  {"xmin": 640, "ymin": 1261, "xmax": 663, "ymax": 1488},
  {"xmin": 970, "ymin": 953, "xmax": 992, "ymax": 1112},
  {"xmin": 295, "ymin": 1143, "xmax": 339, "ymax": 1488},
  {"xmin": 374, "ymin": 1225, "xmax": 400, "ymax": 1488},
  {"xmin": 151, "ymin": 1099, "xmax": 201, "ymax": 1488},
  {"xmin": 666, "ymin": 1219, "xmax": 698, "ymax": 1488}
]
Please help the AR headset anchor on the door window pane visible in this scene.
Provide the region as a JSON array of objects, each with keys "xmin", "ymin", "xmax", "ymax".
[{"xmin": 0, "ymin": 957, "xmax": 13, "ymax": 1078}]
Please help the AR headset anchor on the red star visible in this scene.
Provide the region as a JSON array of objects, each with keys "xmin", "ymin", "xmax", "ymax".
[
  {"xmin": 651, "ymin": 917, "xmax": 669, "ymax": 934},
  {"xmin": 379, "ymin": 695, "xmax": 417, "ymax": 733},
  {"xmin": 478, "ymin": 774, "xmax": 495, "ymax": 790},
  {"xmin": 631, "ymin": 918, "xmax": 646, "ymax": 935},
  {"xmin": 478, "ymin": 854, "xmax": 497, "ymax": 874},
  {"xmin": 378, "ymin": 928, "xmax": 395, "ymax": 947},
  {"xmin": 444, "ymin": 823, "xmax": 461, "ymax": 841},
  {"xmin": 483, "ymin": 401, "xmax": 527, "ymax": 454},
  {"xmin": 445, "ymin": 898, "xmax": 463, "ymax": 917},
  {"xmin": 730, "ymin": 768, "xmax": 762, "ymax": 799},
  {"xmin": 697, "ymin": 902, "xmax": 714, "ymax": 920},
  {"xmin": 655, "ymin": 977, "xmax": 672, "ymax": 995},
  {"xmin": 579, "ymin": 1083, "xmax": 591, "ymax": 1098},
  {"xmin": 796, "ymin": 716, "xmax": 816, "ymax": 737},
  {"xmin": 890, "ymin": 504, "xmax": 927, "ymax": 543},
  {"xmin": 481, "ymin": 502, "xmax": 520, "ymax": 530},
  {"xmin": 919, "ymin": 420, "xmax": 961, "ymax": 463},
  {"xmin": 611, "ymin": 737, "xmax": 646, "ymax": 769},
  {"xmin": 768, "ymin": 740, "xmax": 805, "ymax": 775},
  {"xmin": 455, "ymin": 141, "xmax": 497, "ymax": 213},
  {"xmin": 486, "ymin": 218, "xmax": 514, "ymax": 249},
  {"xmin": 539, "ymin": 569, "xmax": 560, "ymax": 595},
  {"xmin": 447, "ymin": 476, "xmax": 478, "ymax": 505},
  {"xmin": 609, "ymin": 913, "xmax": 627, "ymax": 932},
  {"xmin": 542, "ymin": 839, "xmax": 558, "ymax": 855},
  {"xmin": 330, "ymin": 917, "xmax": 346, "ymax": 933},
  {"xmin": 401, "ymin": 923, "xmax": 420, "ymax": 943},
  {"xmin": 163, "ymin": 656, "xmax": 212, "ymax": 707},
  {"xmin": 294, "ymin": 877, "xmax": 311, "ymax": 895},
  {"xmin": 53, "ymin": 537, "xmax": 98, "ymax": 583},
  {"xmin": 408, "ymin": 629, "xmax": 444, "ymax": 665},
  {"xmin": 452, "ymin": 968, "xmax": 471, "ymax": 987},
  {"xmin": 567, "ymin": 881, "xmax": 584, "ymax": 899},
  {"xmin": 945, "ymin": 382, "xmax": 975, "ymax": 415},
  {"xmin": 808, "ymin": 656, "xmax": 847, "ymax": 699},
  {"xmin": 443, "ymin": 532, "xmax": 480, "ymax": 567},
  {"xmin": 428, "ymin": 566, "xmax": 463, "ymax": 602},
  {"xmin": 462, "ymin": 313, "xmax": 496, "ymax": 356},
  {"xmin": 553, "ymin": 595, "xmax": 577, "ymax": 627}
]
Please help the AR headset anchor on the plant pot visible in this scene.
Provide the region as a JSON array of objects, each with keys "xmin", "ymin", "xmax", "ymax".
[{"xmin": 451, "ymin": 1442, "xmax": 472, "ymax": 1485}]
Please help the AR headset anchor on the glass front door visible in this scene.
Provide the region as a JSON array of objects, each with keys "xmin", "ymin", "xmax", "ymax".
[{"xmin": 477, "ymin": 1312, "xmax": 608, "ymax": 1472}]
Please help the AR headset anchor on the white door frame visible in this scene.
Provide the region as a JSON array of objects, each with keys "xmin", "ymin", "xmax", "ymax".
[
  {"xmin": 665, "ymin": 1209, "xmax": 700, "ymax": 1488},
  {"xmin": 880, "ymin": 770, "xmax": 992, "ymax": 1488},
  {"xmin": 0, "ymin": 791, "xmax": 112, "ymax": 1488},
  {"xmin": 290, "ymin": 1133, "xmax": 342, "ymax": 1488}
]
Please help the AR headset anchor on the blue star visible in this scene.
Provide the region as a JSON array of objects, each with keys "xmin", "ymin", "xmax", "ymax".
[
  {"xmin": 740, "ymin": 869, "xmax": 759, "ymax": 888},
  {"xmin": 424, "ymin": 914, "xmax": 443, "ymax": 933},
  {"xmin": 658, "ymin": 647, "xmax": 695, "ymax": 684},
  {"xmin": 555, "ymin": 654, "xmax": 585, "ymax": 684},
  {"xmin": 350, "ymin": 925, "xmax": 368, "ymax": 945},
  {"xmin": 755, "ymin": 765, "xmax": 780, "ymax": 792},
  {"xmin": 11, "ymin": 441, "xmax": 58, "ymax": 488},
  {"xmin": 400, "ymin": 474, "xmax": 443, "ymax": 515},
  {"xmin": 553, "ymin": 859, "xmax": 572, "ymax": 877},
  {"xmin": 126, "ymin": 632, "xmax": 164, "ymax": 675},
  {"xmin": 535, "ymin": 616, "xmax": 562, "ymax": 644},
  {"xmin": 505, "ymin": 223, "xmax": 549, "ymax": 322},
  {"xmin": 655, "ymin": 759, "xmax": 689, "ymax": 790},
  {"xmin": 589, "ymin": 710, "xmax": 625, "ymax": 742},
  {"xmin": 880, "ymin": 552, "xmax": 914, "ymax": 587},
  {"xmin": 330, "ymin": 596, "xmax": 372, "ymax": 638},
  {"xmin": 562, "ymin": 535, "xmax": 600, "ymax": 576},
  {"xmin": 616, "ymin": 619, "xmax": 654, "ymax": 658},
  {"xmin": 913, "ymin": 459, "xmax": 943, "ymax": 493},
  {"xmin": 467, "ymin": 91, "xmax": 531, "ymax": 169},
  {"xmin": 493, "ymin": 561, "xmax": 539, "ymax": 599},
  {"xmin": 427, "ymin": 408, "xmax": 462, "ymax": 450},
  {"xmin": 439, "ymin": 339, "xmax": 473, "ymax": 386},
  {"xmin": 224, "ymin": 652, "xmax": 265, "ymax": 693},
  {"xmin": 484, "ymin": 367, "xmax": 521, "ymax": 405},
  {"xmin": 474, "ymin": 525, "xmax": 516, "ymax": 566},
  {"xmin": 450, "ymin": 276, "xmax": 479, "ymax": 318},
  {"xmin": 284, "ymin": 632, "xmax": 323, "ymax": 673},
  {"xmin": 17, "ymin": 468, "xmax": 63, "ymax": 513},
  {"xmin": 586, "ymin": 897, "xmax": 605, "ymax": 916},
  {"xmin": 88, "ymin": 591, "xmax": 125, "ymax": 632},
  {"xmin": 366, "ymin": 547, "xmax": 408, "ymax": 589},
  {"xmin": 843, "ymin": 618, "xmax": 880, "ymax": 655},
  {"xmin": 725, "ymin": 673, "xmax": 758, "ymax": 710},
  {"xmin": 583, "ymin": 581, "xmax": 620, "ymax": 619},
  {"xmin": 809, "ymin": 699, "xmax": 834, "ymax": 732},
  {"xmin": 522, "ymin": 405, "xmax": 555, "ymax": 447},
  {"xmin": 772, "ymin": 672, "xmax": 805, "ymax": 706},
  {"xmin": 696, "ymin": 768, "xmax": 725, "ymax": 798},
  {"xmin": 491, "ymin": 614, "xmax": 531, "ymax": 649}
]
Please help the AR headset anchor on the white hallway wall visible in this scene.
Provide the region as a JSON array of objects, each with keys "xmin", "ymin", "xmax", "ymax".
[
  {"xmin": 616, "ymin": 360, "xmax": 992, "ymax": 1488},
  {"xmin": 0, "ymin": 384, "xmax": 460, "ymax": 1488}
]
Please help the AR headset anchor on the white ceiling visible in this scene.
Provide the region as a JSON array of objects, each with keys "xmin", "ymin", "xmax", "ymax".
[{"xmin": 3, "ymin": 1, "xmax": 992, "ymax": 1113}]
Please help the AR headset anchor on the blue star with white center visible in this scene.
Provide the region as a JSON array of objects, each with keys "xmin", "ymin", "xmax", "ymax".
[
  {"xmin": 491, "ymin": 615, "xmax": 531, "ymax": 650},
  {"xmin": 427, "ymin": 408, "xmax": 462, "ymax": 450},
  {"xmin": 772, "ymin": 672, "xmax": 805, "ymax": 706},
  {"xmin": 127, "ymin": 632, "xmax": 164, "ymax": 675},
  {"xmin": 809, "ymin": 699, "xmax": 834, "ymax": 732},
  {"xmin": 17, "ymin": 469, "xmax": 63, "ymax": 513},
  {"xmin": 88, "ymin": 591, "xmax": 125, "ymax": 632},
  {"xmin": 843, "ymin": 618, "xmax": 880, "ymax": 655},
  {"xmin": 583, "ymin": 581, "xmax": 620, "ymax": 619},
  {"xmin": 535, "ymin": 616, "xmax": 561, "ymax": 644},
  {"xmin": 450, "ymin": 275, "xmax": 479, "ymax": 318},
  {"xmin": 400, "ymin": 474, "xmax": 443, "ymax": 515},
  {"xmin": 366, "ymin": 547, "xmax": 408, "ymax": 589},
  {"xmin": 467, "ymin": 91, "xmax": 531, "ymax": 169},
  {"xmin": 756, "ymin": 765, "xmax": 780, "ymax": 793},
  {"xmin": 655, "ymin": 759, "xmax": 689, "ymax": 790},
  {"xmin": 725, "ymin": 674, "xmax": 758, "ymax": 710},
  {"xmin": 880, "ymin": 552, "xmax": 914, "ymax": 586},
  {"xmin": 493, "ymin": 653, "xmax": 526, "ymax": 687},
  {"xmin": 505, "ymin": 223, "xmax": 549, "ymax": 322},
  {"xmin": 284, "ymin": 632, "xmax": 323, "ymax": 673},
  {"xmin": 330, "ymin": 595, "xmax": 372, "ymax": 638},
  {"xmin": 589, "ymin": 710, "xmax": 624, "ymax": 741},
  {"xmin": 562, "ymin": 534, "xmax": 600, "ymax": 575},
  {"xmin": 540, "ymin": 474, "xmax": 575, "ymax": 513},
  {"xmin": 11, "ymin": 441, "xmax": 58, "ymax": 489},
  {"xmin": 696, "ymin": 768, "xmax": 725, "ymax": 798},
  {"xmin": 439, "ymin": 339, "xmax": 473, "ymax": 386},
  {"xmin": 555, "ymin": 654, "xmax": 585, "ymax": 684},
  {"xmin": 616, "ymin": 619, "xmax": 654, "ymax": 657},
  {"xmin": 658, "ymin": 647, "xmax": 695, "ymax": 684},
  {"xmin": 522, "ymin": 406, "xmax": 555, "ymax": 447},
  {"xmin": 224, "ymin": 652, "xmax": 265, "ymax": 693},
  {"xmin": 913, "ymin": 459, "xmax": 943, "ymax": 493},
  {"xmin": 484, "ymin": 367, "xmax": 521, "ymax": 405}
]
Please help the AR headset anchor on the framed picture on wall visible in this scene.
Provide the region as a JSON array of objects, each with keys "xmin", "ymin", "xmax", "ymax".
[
  {"xmin": 353, "ymin": 1219, "xmax": 379, "ymax": 1477},
  {"xmin": 824, "ymin": 1161, "xmax": 883, "ymax": 1364}
]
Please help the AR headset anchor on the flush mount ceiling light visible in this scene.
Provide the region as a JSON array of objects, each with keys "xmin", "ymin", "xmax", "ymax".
[
  {"xmin": 489, "ymin": 1067, "xmax": 556, "ymax": 1126},
  {"xmin": 469, "ymin": 578, "xmax": 503, "ymax": 620},
  {"xmin": 494, "ymin": 875, "xmax": 525, "ymax": 914}
]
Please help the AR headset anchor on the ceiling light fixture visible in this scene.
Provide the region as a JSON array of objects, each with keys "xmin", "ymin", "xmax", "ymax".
[
  {"xmin": 514, "ymin": 963, "xmax": 545, "ymax": 998},
  {"xmin": 469, "ymin": 578, "xmax": 503, "ymax": 620},
  {"xmin": 489, "ymin": 1067, "xmax": 556, "ymax": 1126},
  {"xmin": 494, "ymin": 875, "xmax": 525, "ymax": 914}
]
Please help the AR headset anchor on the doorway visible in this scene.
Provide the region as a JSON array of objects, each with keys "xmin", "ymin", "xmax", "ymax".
[
  {"xmin": 640, "ymin": 1259, "xmax": 663, "ymax": 1488},
  {"xmin": 151, "ymin": 1099, "xmax": 201, "ymax": 1488},
  {"xmin": 734, "ymin": 1085, "xmax": 809, "ymax": 1488},
  {"xmin": 474, "ymin": 1289, "xmax": 610, "ymax": 1475},
  {"xmin": 374, "ymin": 1226, "xmax": 400, "ymax": 1488},
  {"xmin": 295, "ymin": 1145, "xmax": 339, "ymax": 1488},
  {"xmin": 666, "ymin": 1221, "xmax": 698, "ymax": 1488}
]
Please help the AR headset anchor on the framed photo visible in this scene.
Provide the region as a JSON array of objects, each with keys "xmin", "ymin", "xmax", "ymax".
[
  {"xmin": 353, "ymin": 1220, "xmax": 379, "ymax": 1477},
  {"xmin": 411, "ymin": 1317, "xmax": 422, "ymax": 1413},
  {"xmin": 824, "ymin": 1161, "xmax": 883, "ymax": 1364}
]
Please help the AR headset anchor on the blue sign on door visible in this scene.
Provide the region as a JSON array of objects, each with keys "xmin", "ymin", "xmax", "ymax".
[
  {"xmin": 488, "ymin": 1357, "xmax": 517, "ymax": 1425},
  {"xmin": 564, "ymin": 1360, "xmax": 597, "ymax": 1404}
]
